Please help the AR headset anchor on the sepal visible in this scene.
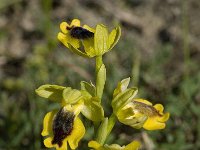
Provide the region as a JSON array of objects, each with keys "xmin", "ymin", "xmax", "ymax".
[{"xmin": 35, "ymin": 84, "xmax": 66, "ymax": 102}]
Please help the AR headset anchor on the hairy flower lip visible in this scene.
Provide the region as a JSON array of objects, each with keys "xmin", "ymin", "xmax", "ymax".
[
  {"xmin": 69, "ymin": 26, "xmax": 94, "ymax": 39},
  {"xmin": 52, "ymin": 107, "xmax": 75, "ymax": 147},
  {"xmin": 41, "ymin": 105, "xmax": 85, "ymax": 150}
]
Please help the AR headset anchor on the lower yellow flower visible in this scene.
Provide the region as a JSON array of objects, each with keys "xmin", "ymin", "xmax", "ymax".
[
  {"xmin": 117, "ymin": 99, "xmax": 170, "ymax": 130},
  {"xmin": 41, "ymin": 106, "xmax": 85, "ymax": 150},
  {"xmin": 88, "ymin": 140, "xmax": 140, "ymax": 150}
]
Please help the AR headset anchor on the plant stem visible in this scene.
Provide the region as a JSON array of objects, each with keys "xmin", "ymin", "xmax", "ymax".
[
  {"xmin": 95, "ymin": 56, "xmax": 116, "ymax": 145},
  {"xmin": 95, "ymin": 55, "xmax": 104, "ymax": 100},
  {"xmin": 96, "ymin": 55, "xmax": 103, "ymax": 74}
]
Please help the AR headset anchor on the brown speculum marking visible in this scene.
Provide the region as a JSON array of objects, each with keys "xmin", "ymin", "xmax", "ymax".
[
  {"xmin": 132, "ymin": 101, "xmax": 162, "ymax": 117},
  {"xmin": 51, "ymin": 107, "xmax": 75, "ymax": 147}
]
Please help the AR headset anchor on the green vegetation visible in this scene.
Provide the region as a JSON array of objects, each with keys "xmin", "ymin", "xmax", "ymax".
[{"xmin": 0, "ymin": 0, "xmax": 200, "ymax": 149}]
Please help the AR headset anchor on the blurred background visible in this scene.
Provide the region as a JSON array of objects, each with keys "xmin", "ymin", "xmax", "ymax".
[{"xmin": 0, "ymin": 0, "xmax": 200, "ymax": 149}]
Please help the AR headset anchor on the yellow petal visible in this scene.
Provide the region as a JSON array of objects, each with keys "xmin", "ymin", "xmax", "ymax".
[
  {"xmin": 57, "ymin": 32, "xmax": 69, "ymax": 48},
  {"xmin": 60, "ymin": 22, "xmax": 69, "ymax": 34},
  {"xmin": 68, "ymin": 117, "xmax": 85, "ymax": 149},
  {"xmin": 88, "ymin": 141, "xmax": 101, "ymax": 149},
  {"xmin": 154, "ymin": 104, "xmax": 164, "ymax": 114},
  {"xmin": 158, "ymin": 112, "xmax": 170, "ymax": 122},
  {"xmin": 44, "ymin": 137, "xmax": 68, "ymax": 150},
  {"xmin": 143, "ymin": 117, "xmax": 166, "ymax": 130},
  {"xmin": 70, "ymin": 19, "xmax": 80, "ymax": 27},
  {"xmin": 83, "ymin": 24, "xmax": 95, "ymax": 33},
  {"xmin": 41, "ymin": 110, "xmax": 57, "ymax": 136},
  {"xmin": 124, "ymin": 141, "xmax": 141, "ymax": 150},
  {"xmin": 44, "ymin": 137, "xmax": 54, "ymax": 148},
  {"xmin": 134, "ymin": 99, "xmax": 152, "ymax": 106}
]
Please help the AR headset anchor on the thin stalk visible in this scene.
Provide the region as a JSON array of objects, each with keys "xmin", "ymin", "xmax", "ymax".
[
  {"xmin": 96, "ymin": 55, "xmax": 103, "ymax": 74},
  {"xmin": 95, "ymin": 55, "xmax": 104, "ymax": 99}
]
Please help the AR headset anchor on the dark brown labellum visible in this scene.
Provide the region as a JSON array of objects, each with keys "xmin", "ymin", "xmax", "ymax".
[
  {"xmin": 69, "ymin": 26, "xmax": 94, "ymax": 39},
  {"xmin": 51, "ymin": 107, "xmax": 75, "ymax": 147}
]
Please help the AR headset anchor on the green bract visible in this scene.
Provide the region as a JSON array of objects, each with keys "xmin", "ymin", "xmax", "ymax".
[
  {"xmin": 81, "ymin": 81, "xmax": 104, "ymax": 122},
  {"xmin": 35, "ymin": 84, "xmax": 66, "ymax": 102},
  {"xmin": 93, "ymin": 24, "xmax": 121, "ymax": 56},
  {"xmin": 96, "ymin": 118, "xmax": 108, "ymax": 145},
  {"xmin": 113, "ymin": 78, "xmax": 130, "ymax": 98},
  {"xmin": 96, "ymin": 63, "xmax": 106, "ymax": 100},
  {"xmin": 81, "ymin": 81, "xmax": 96, "ymax": 97},
  {"xmin": 112, "ymin": 78, "xmax": 138, "ymax": 114},
  {"xmin": 62, "ymin": 87, "xmax": 82, "ymax": 104}
]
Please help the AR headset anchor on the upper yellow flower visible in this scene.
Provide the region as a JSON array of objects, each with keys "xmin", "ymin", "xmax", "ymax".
[
  {"xmin": 57, "ymin": 19, "xmax": 121, "ymax": 58},
  {"xmin": 88, "ymin": 140, "xmax": 140, "ymax": 150},
  {"xmin": 41, "ymin": 104, "xmax": 85, "ymax": 150}
]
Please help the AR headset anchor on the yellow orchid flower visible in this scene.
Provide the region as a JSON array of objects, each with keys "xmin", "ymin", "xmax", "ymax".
[
  {"xmin": 88, "ymin": 140, "xmax": 140, "ymax": 150},
  {"xmin": 57, "ymin": 19, "xmax": 121, "ymax": 58},
  {"xmin": 112, "ymin": 78, "xmax": 170, "ymax": 130},
  {"xmin": 41, "ymin": 104, "xmax": 85, "ymax": 150},
  {"xmin": 117, "ymin": 99, "xmax": 170, "ymax": 130}
]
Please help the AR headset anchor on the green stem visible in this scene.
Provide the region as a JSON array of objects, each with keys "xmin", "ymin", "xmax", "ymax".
[
  {"xmin": 95, "ymin": 55, "xmax": 104, "ymax": 100},
  {"xmin": 95, "ymin": 56, "xmax": 116, "ymax": 145},
  {"xmin": 96, "ymin": 55, "xmax": 103, "ymax": 74}
]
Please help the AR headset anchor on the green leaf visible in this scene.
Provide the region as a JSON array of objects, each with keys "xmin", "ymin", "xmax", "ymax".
[
  {"xmin": 62, "ymin": 88, "xmax": 82, "ymax": 104},
  {"xmin": 81, "ymin": 97, "xmax": 104, "ymax": 122},
  {"xmin": 80, "ymin": 81, "xmax": 96, "ymax": 97},
  {"xmin": 96, "ymin": 64, "xmax": 106, "ymax": 99},
  {"xmin": 112, "ymin": 88, "xmax": 138, "ymax": 113},
  {"xmin": 108, "ymin": 26, "xmax": 121, "ymax": 50},
  {"xmin": 94, "ymin": 24, "xmax": 109, "ymax": 55},
  {"xmin": 113, "ymin": 77, "xmax": 130, "ymax": 98},
  {"xmin": 96, "ymin": 118, "xmax": 108, "ymax": 145},
  {"xmin": 81, "ymin": 90, "xmax": 92, "ymax": 99},
  {"xmin": 35, "ymin": 84, "xmax": 66, "ymax": 102}
]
